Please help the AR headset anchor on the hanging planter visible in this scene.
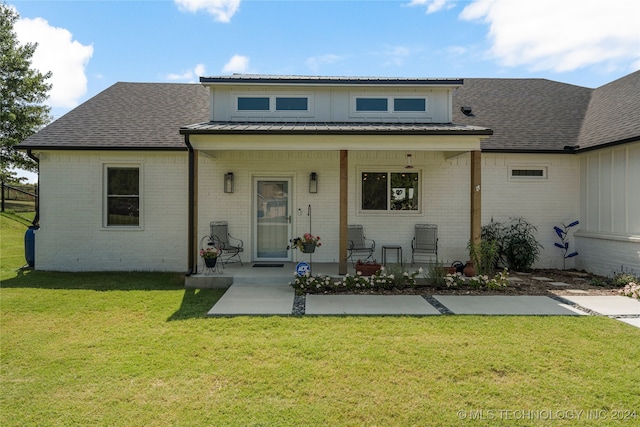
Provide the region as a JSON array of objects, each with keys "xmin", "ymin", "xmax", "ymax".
[{"xmin": 302, "ymin": 243, "xmax": 317, "ymax": 253}]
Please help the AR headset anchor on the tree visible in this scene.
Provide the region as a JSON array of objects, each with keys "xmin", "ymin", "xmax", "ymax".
[{"xmin": 0, "ymin": 2, "xmax": 51, "ymax": 183}]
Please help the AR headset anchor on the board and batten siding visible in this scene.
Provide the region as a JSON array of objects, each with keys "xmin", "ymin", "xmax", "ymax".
[{"xmin": 576, "ymin": 142, "xmax": 640, "ymax": 276}]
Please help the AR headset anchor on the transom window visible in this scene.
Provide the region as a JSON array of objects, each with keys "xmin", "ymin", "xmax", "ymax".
[
  {"xmin": 361, "ymin": 171, "xmax": 419, "ymax": 211},
  {"xmin": 236, "ymin": 95, "xmax": 310, "ymax": 112},
  {"xmin": 354, "ymin": 96, "xmax": 427, "ymax": 113},
  {"xmin": 106, "ymin": 167, "xmax": 140, "ymax": 226}
]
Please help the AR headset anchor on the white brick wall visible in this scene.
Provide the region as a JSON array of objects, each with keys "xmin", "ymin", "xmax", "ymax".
[
  {"xmin": 34, "ymin": 151, "xmax": 189, "ymax": 272},
  {"xmin": 197, "ymin": 151, "xmax": 581, "ymax": 268}
]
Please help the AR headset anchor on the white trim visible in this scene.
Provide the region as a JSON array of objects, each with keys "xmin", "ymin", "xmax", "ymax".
[
  {"xmin": 508, "ymin": 165, "xmax": 548, "ymax": 181},
  {"xmin": 356, "ymin": 167, "xmax": 423, "ymax": 216},
  {"xmin": 350, "ymin": 93, "xmax": 428, "ymax": 117},
  {"xmin": 233, "ymin": 93, "xmax": 314, "ymax": 117},
  {"xmin": 102, "ymin": 163, "xmax": 143, "ymax": 230},
  {"xmin": 252, "ymin": 176, "xmax": 294, "ymax": 261}
]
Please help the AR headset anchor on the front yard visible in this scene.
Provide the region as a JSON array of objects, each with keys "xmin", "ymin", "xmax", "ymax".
[{"xmin": 1, "ymin": 214, "xmax": 639, "ymax": 426}]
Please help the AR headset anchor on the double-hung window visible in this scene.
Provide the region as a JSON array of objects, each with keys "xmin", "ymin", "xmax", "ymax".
[
  {"xmin": 361, "ymin": 171, "xmax": 420, "ymax": 212},
  {"xmin": 105, "ymin": 166, "xmax": 140, "ymax": 226}
]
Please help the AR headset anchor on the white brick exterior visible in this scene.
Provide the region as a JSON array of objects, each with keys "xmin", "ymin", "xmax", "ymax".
[
  {"xmin": 34, "ymin": 151, "xmax": 189, "ymax": 272},
  {"xmin": 196, "ymin": 151, "xmax": 581, "ymax": 268}
]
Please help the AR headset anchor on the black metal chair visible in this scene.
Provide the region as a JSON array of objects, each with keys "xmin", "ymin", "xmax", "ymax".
[
  {"xmin": 208, "ymin": 221, "xmax": 244, "ymax": 266},
  {"xmin": 346, "ymin": 224, "xmax": 375, "ymax": 266},
  {"xmin": 411, "ymin": 224, "xmax": 438, "ymax": 266}
]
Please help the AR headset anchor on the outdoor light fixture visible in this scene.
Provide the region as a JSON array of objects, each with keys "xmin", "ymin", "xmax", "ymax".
[
  {"xmin": 405, "ymin": 154, "xmax": 414, "ymax": 169},
  {"xmin": 224, "ymin": 172, "xmax": 234, "ymax": 193},
  {"xmin": 309, "ymin": 172, "xmax": 318, "ymax": 193}
]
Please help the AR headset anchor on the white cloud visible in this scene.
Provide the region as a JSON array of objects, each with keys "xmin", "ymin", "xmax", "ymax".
[
  {"xmin": 305, "ymin": 54, "xmax": 343, "ymax": 72},
  {"xmin": 166, "ymin": 63, "xmax": 207, "ymax": 82},
  {"xmin": 407, "ymin": 0, "xmax": 455, "ymax": 14},
  {"xmin": 460, "ymin": 0, "xmax": 640, "ymax": 73},
  {"xmin": 14, "ymin": 17, "xmax": 93, "ymax": 109},
  {"xmin": 174, "ymin": 0, "xmax": 240, "ymax": 23},
  {"xmin": 222, "ymin": 55, "xmax": 249, "ymax": 73}
]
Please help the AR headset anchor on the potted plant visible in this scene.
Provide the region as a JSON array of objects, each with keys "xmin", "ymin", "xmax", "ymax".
[
  {"xmin": 355, "ymin": 259, "xmax": 382, "ymax": 276},
  {"xmin": 289, "ymin": 233, "xmax": 321, "ymax": 253},
  {"xmin": 200, "ymin": 247, "xmax": 221, "ymax": 268}
]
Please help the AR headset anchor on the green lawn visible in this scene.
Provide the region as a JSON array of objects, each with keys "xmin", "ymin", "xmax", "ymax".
[{"xmin": 1, "ymin": 213, "xmax": 639, "ymax": 426}]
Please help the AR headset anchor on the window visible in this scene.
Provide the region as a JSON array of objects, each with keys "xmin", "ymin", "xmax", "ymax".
[
  {"xmin": 356, "ymin": 98, "xmax": 388, "ymax": 112},
  {"xmin": 275, "ymin": 97, "xmax": 308, "ymax": 111},
  {"xmin": 394, "ymin": 98, "xmax": 426, "ymax": 112},
  {"xmin": 509, "ymin": 167, "xmax": 547, "ymax": 180},
  {"xmin": 237, "ymin": 97, "xmax": 270, "ymax": 111},
  {"xmin": 354, "ymin": 96, "xmax": 428, "ymax": 114},
  {"xmin": 361, "ymin": 171, "xmax": 419, "ymax": 211},
  {"xmin": 106, "ymin": 167, "xmax": 140, "ymax": 226},
  {"xmin": 236, "ymin": 95, "xmax": 310, "ymax": 113}
]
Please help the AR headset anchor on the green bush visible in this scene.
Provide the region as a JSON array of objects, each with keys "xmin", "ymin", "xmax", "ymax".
[{"xmin": 481, "ymin": 218, "xmax": 542, "ymax": 271}]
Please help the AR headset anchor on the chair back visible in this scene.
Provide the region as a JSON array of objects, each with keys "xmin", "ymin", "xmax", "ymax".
[
  {"xmin": 414, "ymin": 224, "xmax": 437, "ymax": 252},
  {"xmin": 347, "ymin": 225, "xmax": 367, "ymax": 249},
  {"xmin": 210, "ymin": 221, "xmax": 230, "ymax": 247}
]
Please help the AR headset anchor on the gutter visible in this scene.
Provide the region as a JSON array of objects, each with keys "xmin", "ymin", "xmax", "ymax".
[
  {"xmin": 26, "ymin": 150, "xmax": 40, "ymax": 227},
  {"xmin": 184, "ymin": 135, "xmax": 196, "ymax": 276}
]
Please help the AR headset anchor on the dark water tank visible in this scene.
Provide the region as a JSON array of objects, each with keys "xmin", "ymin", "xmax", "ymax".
[{"xmin": 25, "ymin": 225, "xmax": 39, "ymax": 268}]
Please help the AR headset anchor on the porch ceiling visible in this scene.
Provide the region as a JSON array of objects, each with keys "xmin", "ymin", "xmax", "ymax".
[{"xmin": 183, "ymin": 122, "xmax": 491, "ymax": 151}]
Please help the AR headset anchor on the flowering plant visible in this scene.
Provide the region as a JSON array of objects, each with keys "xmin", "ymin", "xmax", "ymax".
[
  {"xmin": 289, "ymin": 233, "xmax": 321, "ymax": 251},
  {"xmin": 199, "ymin": 247, "xmax": 221, "ymax": 259}
]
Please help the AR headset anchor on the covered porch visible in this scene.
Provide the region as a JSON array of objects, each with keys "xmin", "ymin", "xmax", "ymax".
[{"xmin": 182, "ymin": 123, "xmax": 491, "ymax": 276}]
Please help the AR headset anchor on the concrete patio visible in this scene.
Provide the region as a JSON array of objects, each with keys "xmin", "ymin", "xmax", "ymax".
[{"xmin": 197, "ymin": 262, "xmax": 640, "ymax": 327}]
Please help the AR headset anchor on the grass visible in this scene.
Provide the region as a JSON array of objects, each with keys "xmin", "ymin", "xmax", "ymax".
[{"xmin": 2, "ymin": 213, "xmax": 640, "ymax": 426}]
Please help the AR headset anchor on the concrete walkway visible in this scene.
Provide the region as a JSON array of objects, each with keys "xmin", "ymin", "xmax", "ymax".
[{"xmin": 207, "ymin": 283, "xmax": 640, "ymax": 327}]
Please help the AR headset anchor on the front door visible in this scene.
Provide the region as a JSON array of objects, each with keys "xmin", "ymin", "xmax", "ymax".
[{"xmin": 254, "ymin": 178, "xmax": 292, "ymax": 261}]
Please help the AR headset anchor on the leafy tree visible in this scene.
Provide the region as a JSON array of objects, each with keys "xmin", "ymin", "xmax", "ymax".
[{"xmin": 0, "ymin": 2, "xmax": 51, "ymax": 182}]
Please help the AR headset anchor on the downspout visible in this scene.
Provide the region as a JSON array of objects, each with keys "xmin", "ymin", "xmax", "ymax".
[
  {"xmin": 184, "ymin": 135, "xmax": 196, "ymax": 275},
  {"xmin": 26, "ymin": 149, "xmax": 40, "ymax": 227}
]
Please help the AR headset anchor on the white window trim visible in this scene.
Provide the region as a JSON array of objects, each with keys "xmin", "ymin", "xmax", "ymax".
[
  {"xmin": 357, "ymin": 168, "xmax": 423, "ymax": 215},
  {"xmin": 103, "ymin": 163, "xmax": 144, "ymax": 229},
  {"xmin": 233, "ymin": 93, "xmax": 314, "ymax": 117},
  {"xmin": 508, "ymin": 165, "xmax": 548, "ymax": 181},
  {"xmin": 350, "ymin": 93, "xmax": 428, "ymax": 116}
]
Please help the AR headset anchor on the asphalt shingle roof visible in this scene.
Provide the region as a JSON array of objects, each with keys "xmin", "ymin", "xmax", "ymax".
[
  {"xmin": 452, "ymin": 78, "xmax": 593, "ymax": 152},
  {"xmin": 20, "ymin": 72, "xmax": 640, "ymax": 153},
  {"xmin": 577, "ymin": 71, "xmax": 640, "ymax": 151},
  {"xmin": 20, "ymin": 82, "xmax": 210, "ymax": 150}
]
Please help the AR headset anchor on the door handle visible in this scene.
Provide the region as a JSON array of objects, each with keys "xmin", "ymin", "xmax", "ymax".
[{"xmin": 287, "ymin": 215, "xmax": 292, "ymax": 223}]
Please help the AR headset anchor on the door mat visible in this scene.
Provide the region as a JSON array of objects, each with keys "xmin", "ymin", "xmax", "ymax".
[{"xmin": 252, "ymin": 264, "xmax": 285, "ymax": 268}]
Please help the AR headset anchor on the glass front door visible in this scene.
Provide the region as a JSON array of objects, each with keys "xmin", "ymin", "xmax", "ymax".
[{"xmin": 255, "ymin": 178, "xmax": 292, "ymax": 261}]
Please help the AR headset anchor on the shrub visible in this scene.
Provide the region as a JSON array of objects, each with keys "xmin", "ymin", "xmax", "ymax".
[
  {"xmin": 611, "ymin": 272, "xmax": 639, "ymax": 287},
  {"xmin": 619, "ymin": 282, "xmax": 640, "ymax": 300},
  {"xmin": 481, "ymin": 218, "xmax": 542, "ymax": 271}
]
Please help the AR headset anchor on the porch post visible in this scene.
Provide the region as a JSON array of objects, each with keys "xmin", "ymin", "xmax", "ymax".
[
  {"xmin": 470, "ymin": 150, "xmax": 481, "ymax": 248},
  {"xmin": 339, "ymin": 150, "xmax": 348, "ymax": 275}
]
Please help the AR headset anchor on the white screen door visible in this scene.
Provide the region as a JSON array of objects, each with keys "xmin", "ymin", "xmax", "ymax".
[{"xmin": 255, "ymin": 178, "xmax": 292, "ymax": 261}]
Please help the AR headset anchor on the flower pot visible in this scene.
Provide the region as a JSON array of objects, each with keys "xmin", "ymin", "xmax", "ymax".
[
  {"xmin": 444, "ymin": 266, "xmax": 457, "ymax": 275},
  {"xmin": 204, "ymin": 257, "xmax": 218, "ymax": 268},
  {"xmin": 356, "ymin": 263, "xmax": 381, "ymax": 276},
  {"xmin": 463, "ymin": 261, "xmax": 475, "ymax": 277},
  {"xmin": 302, "ymin": 243, "xmax": 316, "ymax": 253}
]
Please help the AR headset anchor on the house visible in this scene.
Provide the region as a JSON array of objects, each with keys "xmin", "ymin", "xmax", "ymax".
[{"xmin": 19, "ymin": 72, "xmax": 640, "ymax": 277}]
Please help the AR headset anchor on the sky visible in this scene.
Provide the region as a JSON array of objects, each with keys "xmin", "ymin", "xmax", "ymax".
[{"xmin": 8, "ymin": 0, "xmax": 640, "ymax": 181}]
